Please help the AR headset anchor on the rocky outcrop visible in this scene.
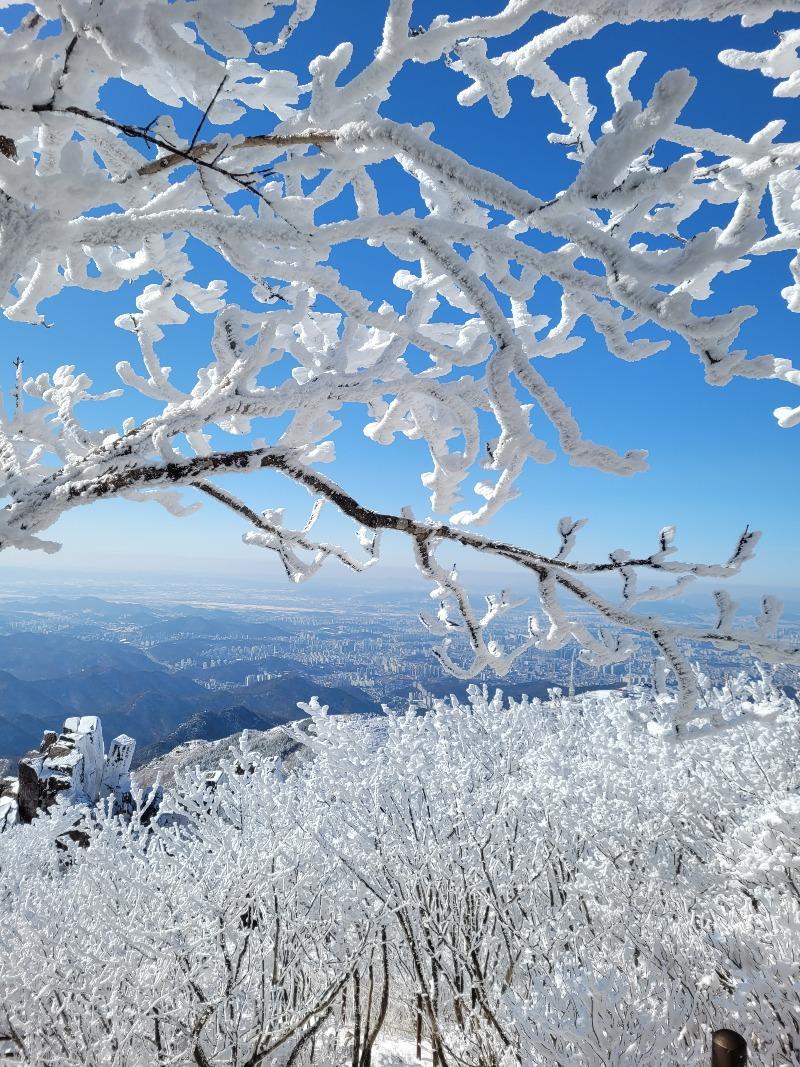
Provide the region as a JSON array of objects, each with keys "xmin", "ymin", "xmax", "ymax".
[
  {"xmin": 0, "ymin": 775, "xmax": 17, "ymax": 832},
  {"xmin": 132, "ymin": 721, "xmax": 310, "ymax": 790},
  {"xmin": 0, "ymin": 716, "xmax": 135, "ymax": 830}
]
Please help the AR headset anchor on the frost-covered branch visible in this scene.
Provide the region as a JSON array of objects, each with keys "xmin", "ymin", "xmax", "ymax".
[{"xmin": 1, "ymin": 0, "xmax": 799, "ymax": 726}]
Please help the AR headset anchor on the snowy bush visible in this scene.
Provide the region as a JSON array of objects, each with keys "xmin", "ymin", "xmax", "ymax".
[{"xmin": 0, "ymin": 685, "xmax": 797, "ymax": 1065}]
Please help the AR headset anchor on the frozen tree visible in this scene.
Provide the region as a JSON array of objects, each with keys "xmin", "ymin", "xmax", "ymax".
[
  {"xmin": 0, "ymin": 0, "xmax": 799, "ymax": 727},
  {"xmin": 0, "ymin": 684, "xmax": 798, "ymax": 1064}
]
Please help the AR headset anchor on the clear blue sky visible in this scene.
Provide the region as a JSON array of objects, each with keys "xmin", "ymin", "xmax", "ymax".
[{"xmin": 1, "ymin": 3, "xmax": 798, "ymax": 595}]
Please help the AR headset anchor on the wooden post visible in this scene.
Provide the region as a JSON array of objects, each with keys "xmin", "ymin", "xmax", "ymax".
[
  {"xmin": 415, "ymin": 994, "xmax": 423, "ymax": 1060},
  {"xmin": 712, "ymin": 1029, "xmax": 747, "ymax": 1067}
]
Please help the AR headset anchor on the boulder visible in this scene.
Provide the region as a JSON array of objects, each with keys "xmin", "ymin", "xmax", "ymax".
[
  {"xmin": 0, "ymin": 796, "xmax": 17, "ymax": 832},
  {"xmin": 0, "ymin": 776, "xmax": 18, "ymax": 831},
  {"xmin": 39, "ymin": 730, "xmax": 58, "ymax": 752},
  {"xmin": 63, "ymin": 716, "xmax": 105, "ymax": 802},
  {"xmin": 5, "ymin": 716, "xmax": 136, "ymax": 828},
  {"xmin": 17, "ymin": 758, "xmax": 72, "ymax": 823}
]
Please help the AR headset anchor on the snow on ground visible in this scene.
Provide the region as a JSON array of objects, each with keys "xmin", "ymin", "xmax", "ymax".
[{"xmin": 373, "ymin": 1037, "xmax": 432, "ymax": 1066}]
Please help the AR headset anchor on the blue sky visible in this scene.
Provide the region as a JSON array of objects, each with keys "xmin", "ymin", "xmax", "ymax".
[{"xmin": 1, "ymin": 2, "xmax": 799, "ymax": 595}]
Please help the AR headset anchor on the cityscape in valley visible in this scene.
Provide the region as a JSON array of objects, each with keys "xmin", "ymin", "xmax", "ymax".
[{"xmin": 1, "ymin": 572, "xmax": 798, "ymax": 769}]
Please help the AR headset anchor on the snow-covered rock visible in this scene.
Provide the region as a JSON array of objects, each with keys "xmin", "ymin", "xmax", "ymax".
[
  {"xmin": 2, "ymin": 716, "xmax": 136, "ymax": 829},
  {"xmin": 101, "ymin": 733, "xmax": 136, "ymax": 800}
]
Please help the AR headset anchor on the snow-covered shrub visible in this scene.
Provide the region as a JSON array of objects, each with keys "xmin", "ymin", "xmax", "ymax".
[{"xmin": 0, "ymin": 686, "xmax": 797, "ymax": 1065}]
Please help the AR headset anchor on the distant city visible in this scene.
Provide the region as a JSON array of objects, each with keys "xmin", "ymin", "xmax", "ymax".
[{"xmin": 0, "ymin": 571, "xmax": 797, "ymax": 767}]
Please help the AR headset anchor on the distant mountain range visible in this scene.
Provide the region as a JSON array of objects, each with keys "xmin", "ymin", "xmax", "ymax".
[
  {"xmin": 129, "ymin": 676, "xmax": 380, "ymax": 768},
  {"xmin": 0, "ymin": 594, "xmax": 636, "ymax": 767},
  {"xmin": 0, "ymin": 596, "xmax": 386, "ymax": 763},
  {"xmin": 0, "ymin": 632, "xmax": 159, "ymax": 681},
  {"xmin": 0, "ymin": 598, "xmax": 617, "ymax": 765},
  {"xmin": 132, "ymin": 706, "xmax": 285, "ymax": 766},
  {"xmin": 0, "ymin": 666, "xmax": 379, "ymax": 762}
]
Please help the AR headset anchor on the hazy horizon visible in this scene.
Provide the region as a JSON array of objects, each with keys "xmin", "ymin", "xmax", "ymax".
[{"xmin": 2, "ymin": 559, "xmax": 799, "ymax": 624}]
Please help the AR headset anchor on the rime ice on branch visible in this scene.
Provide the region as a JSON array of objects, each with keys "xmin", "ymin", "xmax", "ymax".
[
  {"xmin": 1, "ymin": 687, "xmax": 799, "ymax": 1063},
  {"xmin": 0, "ymin": 0, "xmax": 799, "ymax": 729}
]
